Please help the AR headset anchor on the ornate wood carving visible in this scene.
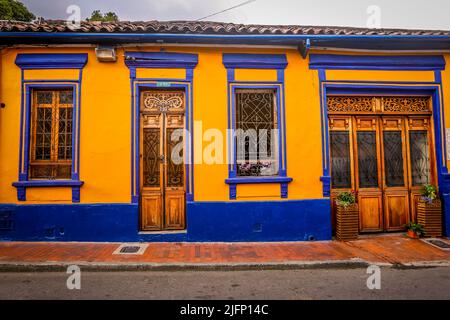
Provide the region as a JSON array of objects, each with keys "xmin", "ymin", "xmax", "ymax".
[
  {"xmin": 141, "ymin": 91, "xmax": 185, "ymax": 112},
  {"xmin": 327, "ymin": 96, "xmax": 431, "ymax": 114},
  {"xmin": 327, "ymin": 96, "xmax": 374, "ymax": 113},
  {"xmin": 382, "ymin": 97, "xmax": 430, "ymax": 113}
]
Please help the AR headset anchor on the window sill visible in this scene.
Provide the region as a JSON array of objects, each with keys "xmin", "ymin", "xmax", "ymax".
[
  {"xmin": 12, "ymin": 180, "xmax": 84, "ymax": 202},
  {"xmin": 225, "ymin": 176, "xmax": 292, "ymax": 199},
  {"xmin": 225, "ymin": 177, "xmax": 292, "ymax": 185}
]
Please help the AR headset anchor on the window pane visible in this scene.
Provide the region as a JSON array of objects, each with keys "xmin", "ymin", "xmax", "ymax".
[
  {"xmin": 357, "ymin": 131, "xmax": 379, "ymax": 188},
  {"xmin": 383, "ymin": 131, "xmax": 405, "ymax": 187},
  {"xmin": 409, "ymin": 131, "xmax": 430, "ymax": 186},
  {"xmin": 143, "ymin": 128, "xmax": 160, "ymax": 187},
  {"xmin": 235, "ymin": 89, "xmax": 278, "ymax": 177},
  {"xmin": 37, "ymin": 91, "xmax": 53, "ymax": 104},
  {"xmin": 167, "ymin": 128, "xmax": 184, "ymax": 187},
  {"xmin": 59, "ymin": 91, "xmax": 74, "ymax": 104},
  {"xmin": 34, "ymin": 107, "xmax": 52, "ymax": 160},
  {"xmin": 30, "ymin": 90, "xmax": 74, "ymax": 180},
  {"xmin": 330, "ymin": 131, "xmax": 351, "ymax": 188},
  {"xmin": 58, "ymin": 107, "xmax": 73, "ymax": 160}
]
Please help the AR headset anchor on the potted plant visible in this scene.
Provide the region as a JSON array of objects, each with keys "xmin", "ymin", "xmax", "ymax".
[
  {"xmin": 417, "ymin": 184, "xmax": 442, "ymax": 237},
  {"xmin": 405, "ymin": 222, "xmax": 425, "ymax": 239},
  {"xmin": 335, "ymin": 191, "xmax": 359, "ymax": 241}
]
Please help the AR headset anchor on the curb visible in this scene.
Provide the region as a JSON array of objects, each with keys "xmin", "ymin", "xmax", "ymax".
[{"xmin": 0, "ymin": 259, "xmax": 387, "ymax": 272}]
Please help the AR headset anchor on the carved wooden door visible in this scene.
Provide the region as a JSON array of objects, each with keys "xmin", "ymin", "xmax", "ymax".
[
  {"xmin": 328, "ymin": 96, "xmax": 436, "ymax": 234},
  {"xmin": 140, "ymin": 90, "xmax": 186, "ymax": 231}
]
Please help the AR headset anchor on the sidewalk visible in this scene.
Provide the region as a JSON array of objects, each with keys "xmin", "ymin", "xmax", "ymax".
[{"xmin": 0, "ymin": 234, "xmax": 449, "ymax": 271}]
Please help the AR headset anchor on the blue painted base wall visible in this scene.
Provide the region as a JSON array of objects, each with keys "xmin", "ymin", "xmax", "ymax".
[{"xmin": 0, "ymin": 199, "xmax": 332, "ymax": 242}]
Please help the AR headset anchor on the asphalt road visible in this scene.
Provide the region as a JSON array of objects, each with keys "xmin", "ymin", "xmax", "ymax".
[{"xmin": 0, "ymin": 267, "xmax": 449, "ymax": 300}]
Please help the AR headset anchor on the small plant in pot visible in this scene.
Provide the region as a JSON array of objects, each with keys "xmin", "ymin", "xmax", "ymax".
[
  {"xmin": 405, "ymin": 222, "xmax": 425, "ymax": 239},
  {"xmin": 421, "ymin": 184, "xmax": 438, "ymax": 204},
  {"xmin": 335, "ymin": 191, "xmax": 359, "ymax": 241},
  {"xmin": 417, "ymin": 184, "xmax": 442, "ymax": 237}
]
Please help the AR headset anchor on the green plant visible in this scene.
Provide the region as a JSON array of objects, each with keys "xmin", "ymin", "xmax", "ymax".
[
  {"xmin": 336, "ymin": 191, "xmax": 356, "ymax": 207},
  {"xmin": 421, "ymin": 184, "xmax": 438, "ymax": 203},
  {"xmin": 405, "ymin": 222, "xmax": 425, "ymax": 236}
]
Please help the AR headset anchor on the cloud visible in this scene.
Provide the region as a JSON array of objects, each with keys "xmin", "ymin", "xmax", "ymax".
[{"xmin": 19, "ymin": 0, "xmax": 450, "ymax": 30}]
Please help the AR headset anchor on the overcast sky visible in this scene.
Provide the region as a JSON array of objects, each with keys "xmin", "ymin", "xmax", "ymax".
[{"xmin": 20, "ymin": 0, "xmax": 450, "ymax": 30}]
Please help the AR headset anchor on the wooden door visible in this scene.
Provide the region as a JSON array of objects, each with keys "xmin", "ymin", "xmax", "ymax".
[
  {"xmin": 354, "ymin": 116, "xmax": 384, "ymax": 232},
  {"xmin": 140, "ymin": 90, "xmax": 186, "ymax": 231},
  {"xmin": 380, "ymin": 117, "xmax": 410, "ymax": 231},
  {"xmin": 329, "ymin": 116, "xmax": 354, "ymax": 230}
]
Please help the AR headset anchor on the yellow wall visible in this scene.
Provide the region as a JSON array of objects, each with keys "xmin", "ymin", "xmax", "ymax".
[{"xmin": 0, "ymin": 46, "xmax": 449, "ymax": 204}]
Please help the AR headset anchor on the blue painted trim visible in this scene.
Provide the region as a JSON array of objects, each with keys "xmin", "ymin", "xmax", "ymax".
[
  {"xmin": 5, "ymin": 32, "xmax": 450, "ymax": 50},
  {"xmin": 12, "ymin": 180, "xmax": 84, "ymax": 187},
  {"xmin": 124, "ymin": 51, "xmax": 198, "ymax": 69},
  {"xmin": 223, "ymin": 53, "xmax": 288, "ymax": 69},
  {"xmin": 309, "ymin": 54, "xmax": 445, "ymax": 71},
  {"xmin": 317, "ymin": 69, "xmax": 330, "ymax": 197},
  {"xmin": 227, "ymin": 81, "xmax": 288, "ymax": 199},
  {"xmin": 14, "ymin": 82, "xmax": 83, "ymax": 203},
  {"xmin": 15, "ymin": 53, "xmax": 88, "ymax": 69},
  {"xmin": 127, "ymin": 79, "xmax": 195, "ymax": 203},
  {"xmin": 225, "ymin": 177, "xmax": 293, "ymax": 184}
]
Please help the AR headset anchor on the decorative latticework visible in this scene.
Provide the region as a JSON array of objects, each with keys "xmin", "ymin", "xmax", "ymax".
[
  {"xmin": 235, "ymin": 89, "xmax": 278, "ymax": 177},
  {"xmin": 167, "ymin": 128, "xmax": 184, "ymax": 187},
  {"xmin": 409, "ymin": 131, "xmax": 430, "ymax": 186},
  {"xmin": 141, "ymin": 91, "xmax": 184, "ymax": 112},
  {"xmin": 383, "ymin": 131, "xmax": 405, "ymax": 187},
  {"xmin": 30, "ymin": 90, "xmax": 73, "ymax": 179},
  {"xmin": 142, "ymin": 128, "xmax": 160, "ymax": 187},
  {"xmin": 327, "ymin": 96, "xmax": 374, "ymax": 113},
  {"xmin": 382, "ymin": 97, "xmax": 430, "ymax": 113},
  {"xmin": 330, "ymin": 131, "xmax": 352, "ymax": 188},
  {"xmin": 356, "ymin": 131, "xmax": 379, "ymax": 188}
]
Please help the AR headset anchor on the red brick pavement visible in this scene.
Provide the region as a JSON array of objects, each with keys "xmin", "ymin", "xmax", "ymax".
[{"xmin": 0, "ymin": 235, "xmax": 448, "ymax": 267}]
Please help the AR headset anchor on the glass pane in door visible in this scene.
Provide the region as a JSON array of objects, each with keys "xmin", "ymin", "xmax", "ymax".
[
  {"xmin": 143, "ymin": 128, "xmax": 160, "ymax": 187},
  {"xmin": 383, "ymin": 131, "xmax": 405, "ymax": 187},
  {"xmin": 409, "ymin": 131, "xmax": 430, "ymax": 186},
  {"xmin": 357, "ymin": 131, "xmax": 379, "ymax": 188},
  {"xmin": 330, "ymin": 131, "xmax": 351, "ymax": 188}
]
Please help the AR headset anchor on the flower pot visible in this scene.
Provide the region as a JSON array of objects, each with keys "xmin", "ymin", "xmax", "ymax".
[
  {"xmin": 335, "ymin": 202, "xmax": 359, "ymax": 241},
  {"xmin": 407, "ymin": 230, "xmax": 419, "ymax": 239},
  {"xmin": 417, "ymin": 199, "xmax": 442, "ymax": 237}
]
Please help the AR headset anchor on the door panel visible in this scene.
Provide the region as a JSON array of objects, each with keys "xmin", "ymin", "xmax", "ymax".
[
  {"xmin": 140, "ymin": 90, "xmax": 186, "ymax": 231},
  {"xmin": 165, "ymin": 190, "xmax": 185, "ymax": 229},
  {"xmin": 358, "ymin": 193, "xmax": 383, "ymax": 231},
  {"xmin": 141, "ymin": 192, "xmax": 163, "ymax": 230},
  {"xmin": 384, "ymin": 192, "xmax": 409, "ymax": 230}
]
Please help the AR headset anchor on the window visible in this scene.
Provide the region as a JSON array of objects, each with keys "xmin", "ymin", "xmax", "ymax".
[
  {"xmin": 235, "ymin": 89, "xmax": 279, "ymax": 177},
  {"xmin": 29, "ymin": 90, "xmax": 73, "ymax": 179}
]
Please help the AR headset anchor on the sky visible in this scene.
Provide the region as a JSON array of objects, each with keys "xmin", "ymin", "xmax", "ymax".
[{"xmin": 19, "ymin": 0, "xmax": 450, "ymax": 30}]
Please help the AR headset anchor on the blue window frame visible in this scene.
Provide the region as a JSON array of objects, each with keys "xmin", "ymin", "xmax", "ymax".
[
  {"xmin": 13, "ymin": 54, "xmax": 87, "ymax": 202},
  {"xmin": 223, "ymin": 54, "xmax": 292, "ymax": 199}
]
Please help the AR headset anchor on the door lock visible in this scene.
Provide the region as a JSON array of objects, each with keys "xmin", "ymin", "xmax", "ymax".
[{"xmin": 159, "ymin": 154, "xmax": 165, "ymax": 162}]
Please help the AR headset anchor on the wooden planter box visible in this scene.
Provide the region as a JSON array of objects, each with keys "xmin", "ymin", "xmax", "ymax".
[
  {"xmin": 336, "ymin": 202, "xmax": 359, "ymax": 241},
  {"xmin": 417, "ymin": 199, "xmax": 442, "ymax": 237}
]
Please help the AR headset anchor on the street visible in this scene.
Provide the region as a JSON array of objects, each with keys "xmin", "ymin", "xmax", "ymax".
[{"xmin": 0, "ymin": 267, "xmax": 449, "ymax": 300}]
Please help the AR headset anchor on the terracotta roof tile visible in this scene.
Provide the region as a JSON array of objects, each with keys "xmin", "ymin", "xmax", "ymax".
[{"xmin": 1, "ymin": 19, "xmax": 450, "ymax": 36}]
